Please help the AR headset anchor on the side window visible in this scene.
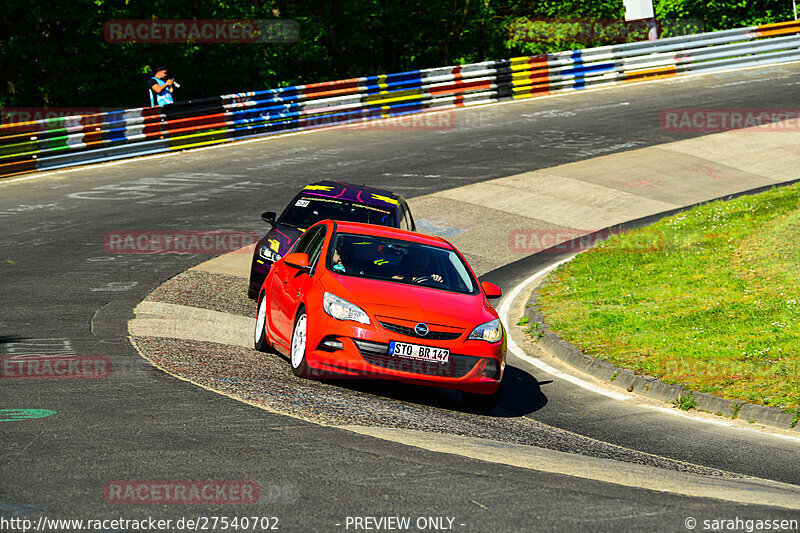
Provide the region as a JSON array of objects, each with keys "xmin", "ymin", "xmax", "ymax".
[
  {"xmin": 292, "ymin": 226, "xmax": 323, "ymax": 255},
  {"xmin": 306, "ymin": 227, "xmax": 327, "ymax": 266}
]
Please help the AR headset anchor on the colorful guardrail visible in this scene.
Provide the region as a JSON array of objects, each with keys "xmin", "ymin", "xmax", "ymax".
[{"xmin": 2, "ymin": 20, "xmax": 800, "ymax": 178}]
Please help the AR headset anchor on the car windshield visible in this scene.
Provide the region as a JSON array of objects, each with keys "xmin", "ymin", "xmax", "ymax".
[
  {"xmin": 279, "ymin": 195, "xmax": 394, "ymax": 229},
  {"xmin": 328, "ymin": 233, "xmax": 476, "ymax": 294}
]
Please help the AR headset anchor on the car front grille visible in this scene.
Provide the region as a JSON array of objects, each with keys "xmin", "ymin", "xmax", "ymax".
[
  {"xmin": 378, "ymin": 321, "xmax": 463, "ymax": 341},
  {"xmin": 352, "ymin": 339, "xmax": 480, "ymax": 379}
]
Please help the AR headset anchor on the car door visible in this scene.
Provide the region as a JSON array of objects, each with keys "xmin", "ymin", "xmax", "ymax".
[
  {"xmin": 282, "ymin": 224, "xmax": 327, "ymax": 326},
  {"xmin": 269, "ymin": 225, "xmax": 327, "ymax": 346},
  {"xmin": 267, "ymin": 257, "xmax": 292, "ymax": 348}
]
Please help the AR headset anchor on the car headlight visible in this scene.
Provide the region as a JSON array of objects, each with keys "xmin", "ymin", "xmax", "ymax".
[
  {"xmin": 258, "ymin": 246, "xmax": 282, "ymax": 263},
  {"xmin": 323, "ymin": 292, "xmax": 370, "ymax": 325},
  {"xmin": 468, "ymin": 319, "xmax": 503, "ymax": 343}
]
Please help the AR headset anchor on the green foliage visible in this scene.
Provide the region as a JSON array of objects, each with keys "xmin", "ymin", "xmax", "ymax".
[
  {"xmin": 504, "ymin": 0, "xmax": 793, "ymax": 53},
  {"xmin": 0, "ymin": 0, "xmax": 794, "ymax": 110},
  {"xmin": 674, "ymin": 394, "xmax": 697, "ymax": 411},
  {"xmin": 523, "ymin": 320, "xmax": 543, "ymax": 341},
  {"xmin": 657, "ymin": 0, "xmax": 792, "ymax": 30}
]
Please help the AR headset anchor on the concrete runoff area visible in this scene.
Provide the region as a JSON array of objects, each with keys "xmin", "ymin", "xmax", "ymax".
[{"xmin": 130, "ymin": 300, "xmax": 254, "ymax": 348}]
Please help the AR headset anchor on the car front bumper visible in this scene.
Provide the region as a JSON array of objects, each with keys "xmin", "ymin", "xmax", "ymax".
[
  {"xmin": 303, "ymin": 312, "xmax": 506, "ymax": 394},
  {"xmin": 249, "ymin": 257, "xmax": 274, "ymax": 298}
]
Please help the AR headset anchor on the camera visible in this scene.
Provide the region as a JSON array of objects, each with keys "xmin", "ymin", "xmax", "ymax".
[{"xmin": 167, "ymin": 78, "xmax": 181, "ymax": 89}]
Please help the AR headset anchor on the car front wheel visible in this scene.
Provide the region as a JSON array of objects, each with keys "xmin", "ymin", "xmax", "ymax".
[
  {"xmin": 254, "ymin": 294, "xmax": 270, "ymax": 352},
  {"xmin": 290, "ymin": 308, "xmax": 310, "ymax": 377}
]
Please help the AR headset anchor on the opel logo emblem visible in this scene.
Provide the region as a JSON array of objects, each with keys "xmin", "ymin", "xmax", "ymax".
[{"xmin": 414, "ymin": 323, "xmax": 429, "ymax": 336}]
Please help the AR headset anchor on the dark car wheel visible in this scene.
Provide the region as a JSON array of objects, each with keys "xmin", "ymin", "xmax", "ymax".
[
  {"xmin": 462, "ymin": 382, "xmax": 503, "ymax": 412},
  {"xmin": 254, "ymin": 294, "xmax": 270, "ymax": 352},
  {"xmin": 247, "ymin": 263, "xmax": 262, "ymax": 300},
  {"xmin": 290, "ymin": 308, "xmax": 310, "ymax": 377}
]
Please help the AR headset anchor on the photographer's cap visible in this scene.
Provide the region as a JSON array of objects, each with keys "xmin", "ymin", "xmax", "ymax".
[{"xmin": 154, "ymin": 66, "xmax": 168, "ymax": 74}]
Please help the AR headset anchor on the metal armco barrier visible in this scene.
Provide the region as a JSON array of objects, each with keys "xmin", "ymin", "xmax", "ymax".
[{"xmin": 3, "ymin": 20, "xmax": 800, "ymax": 178}]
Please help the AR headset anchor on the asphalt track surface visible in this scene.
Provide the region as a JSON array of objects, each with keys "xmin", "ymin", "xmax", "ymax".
[{"xmin": 2, "ymin": 64, "xmax": 800, "ymax": 531}]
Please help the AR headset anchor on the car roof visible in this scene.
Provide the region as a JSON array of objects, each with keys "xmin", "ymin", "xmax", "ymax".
[
  {"xmin": 332, "ymin": 221, "xmax": 451, "ymax": 248},
  {"xmin": 296, "ymin": 181, "xmax": 401, "ymax": 210}
]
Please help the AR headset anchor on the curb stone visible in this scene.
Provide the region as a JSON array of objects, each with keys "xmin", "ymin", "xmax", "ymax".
[
  {"xmin": 737, "ymin": 404, "xmax": 797, "ymax": 430},
  {"xmin": 523, "ymin": 291, "xmax": 797, "ymax": 430},
  {"xmin": 644, "ymin": 380, "xmax": 685, "ymax": 403},
  {"xmin": 691, "ymin": 392, "xmax": 739, "ymax": 418}
]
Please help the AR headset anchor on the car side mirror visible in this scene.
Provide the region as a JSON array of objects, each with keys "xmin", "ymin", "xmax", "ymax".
[
  {"xmin": 284, "ymin": 252, "xmax": 311, "ymax": 271},
  {"xmin": 481, "ymin": 281, "xmax": 502, "ymax": 299},
  {"xmin": 261, "ymin": 211, "xmax": 276, "ymax": 227}
]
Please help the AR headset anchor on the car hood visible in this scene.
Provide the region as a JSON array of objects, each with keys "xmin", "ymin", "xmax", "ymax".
[{"xmin": 320, "ymin": 271, "xmax": 498, "ymax": 329}]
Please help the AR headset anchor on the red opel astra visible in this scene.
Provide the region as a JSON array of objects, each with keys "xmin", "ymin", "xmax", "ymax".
[{"xmin": 254, "ymin": 220, "xmax": 506, "ymax": 410}]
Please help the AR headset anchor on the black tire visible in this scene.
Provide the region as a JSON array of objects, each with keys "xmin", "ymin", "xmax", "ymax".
[
  {"xmin": 290, "ymin": 308, "xmax": 310, "ymax": 377},
  {"xmin": 254, "ymin": 294, "xmax": 270, "ymax": 352},
  {"xmin": 462, "ymin": 382, "xmax": 503, "ymax": 412},
  {"xmin": 248, "ymin": 268, "xmax": 263, "ymax": 300}
]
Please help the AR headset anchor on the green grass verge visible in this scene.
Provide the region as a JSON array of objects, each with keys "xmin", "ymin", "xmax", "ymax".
[{"xmin": 536, "ymin": 183, "xmax": 800, "ymax": 410}]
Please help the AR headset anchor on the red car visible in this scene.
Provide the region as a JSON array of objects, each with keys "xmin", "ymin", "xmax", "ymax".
[{"xmin": 253, "ymin": 220, "xmax": 506, "ymax": 410}]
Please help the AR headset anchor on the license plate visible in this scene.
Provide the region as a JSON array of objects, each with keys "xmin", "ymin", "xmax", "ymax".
[{"xmin": 389, "ymin": 341, "xmax": 450, "ymax": 363}]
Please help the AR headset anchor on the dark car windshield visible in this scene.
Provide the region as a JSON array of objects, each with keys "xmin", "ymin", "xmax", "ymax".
[
  {"xmin": 328, "ymin": 233, "xmax": 476, "ymax": 294},
  {"xmin": 279, "ymin": 196, "xmax": 394, "ymax": 229}
]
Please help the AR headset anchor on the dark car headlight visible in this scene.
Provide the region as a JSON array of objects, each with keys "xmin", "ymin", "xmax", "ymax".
[{"xmin": 258, "ymin": 246, "xmax": 282, "ymax": 263}]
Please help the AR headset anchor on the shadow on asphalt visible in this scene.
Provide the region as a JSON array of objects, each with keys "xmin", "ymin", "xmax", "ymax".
[
  {"xmin": 0, "ymin": 335, "xmax": 27, "ymax": 345},
  {"xmin": 274, "ymin": 349, "xmax": 547, "ymax": 417},
  {"xmin": 494, "ymin": 365, "xmax": 548, "ymax": 416}
]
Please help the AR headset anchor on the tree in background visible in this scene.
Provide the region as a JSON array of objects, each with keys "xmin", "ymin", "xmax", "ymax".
[{"xmin": 0, "ymin": 0, "xmax": 793, "ymax": 111}]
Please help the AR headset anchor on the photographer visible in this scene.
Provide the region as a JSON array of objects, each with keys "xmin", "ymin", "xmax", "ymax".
[{"xmin": 148, "ymin": 66, "xmax": 177, "ymax": 107}]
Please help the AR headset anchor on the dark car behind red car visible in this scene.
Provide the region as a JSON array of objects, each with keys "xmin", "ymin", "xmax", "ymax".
[{"xmin": 248, "ymin": 181, "xmax": 416, "ymax": 299}]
